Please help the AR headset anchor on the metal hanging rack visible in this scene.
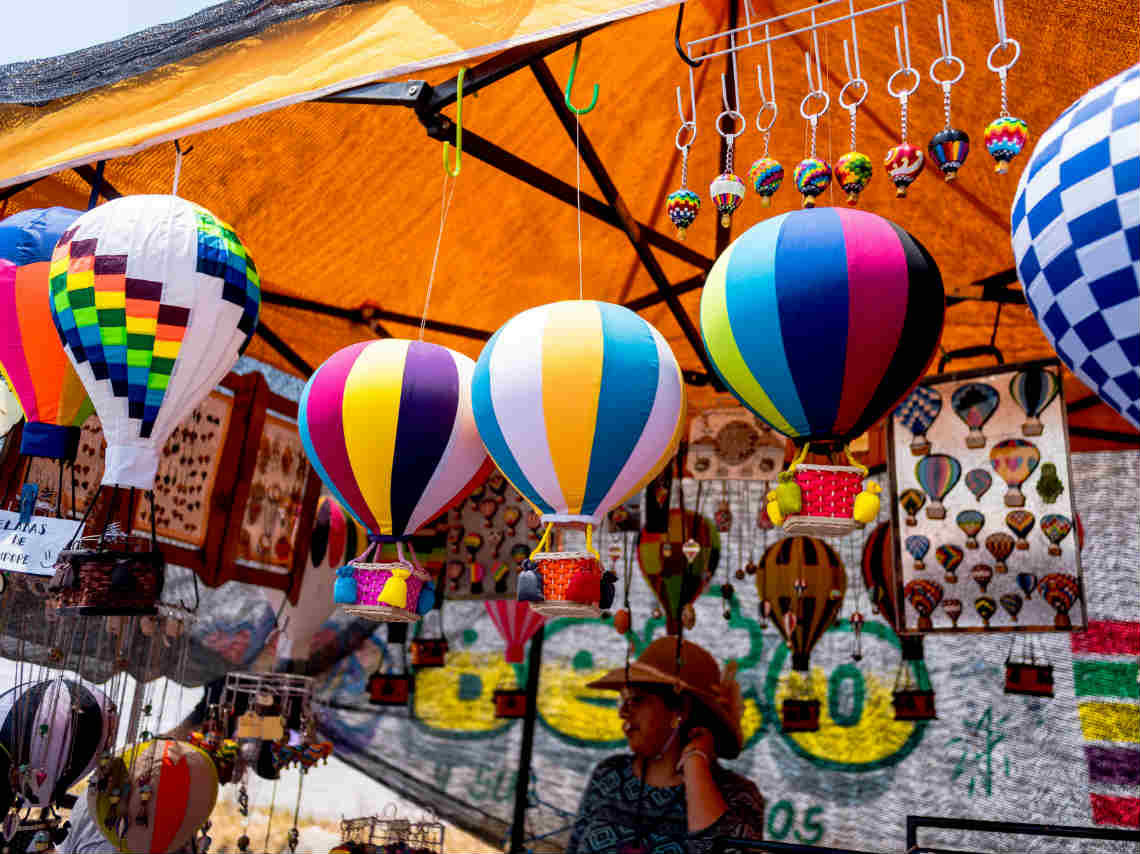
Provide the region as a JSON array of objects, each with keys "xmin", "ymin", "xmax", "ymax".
[{"xmin": 682, "ymin": 0, "xmax": 910, "ymax": 65}]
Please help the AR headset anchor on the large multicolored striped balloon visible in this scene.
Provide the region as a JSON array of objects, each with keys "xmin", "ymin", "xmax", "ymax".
[
  {"xmin": 90, "ymin": 739, "xmax": 218, "ymax": 854},
  {"xmin": 300, "ymin": 340, "xmax": 489, "ymax": 541},
  {"xmin": 49, "ymin": 195, "xmax": 260, "ymax": 488},
  {"xmin": 0, "ymin": 679, "xmax": 116, "ymax": 807},
  {"xmin": 0, "ymin": 208, "xmax": 94, "ymax": 459},
  {"xmin": 700, "ymin": 209, "xmax": 944, "ymax": 444},
  {"xmin": 473, "ymin": 301, "xmax": 685, "ymax": 526}
]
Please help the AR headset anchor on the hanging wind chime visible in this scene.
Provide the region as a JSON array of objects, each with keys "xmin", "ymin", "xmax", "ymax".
[
  {"xmin": 884, "ymin": 4, "xmax": 924, "ymax": 197},
  {"xmin": 666, "ymin": 67, "xmax": 702, "ymax": 239},
  {"xmin": 835, "ymin": 17, "xmax": 873, "ymax": 205},
  {"xmin": 983, "ymin": 0, "xmax": 1028, "ymax": 173},
  {"xmin": 927, "ymin": 0, "xmax": 970, "ymax": 181},
  {"xmin": 710, "ymin": 37, "xmax": 747, "ymax": 227},
  {"xmin": 749, "ymin": 27, "xmax": 784, "ymax": 208},
  {"xmin": 793, "ymin": 32, "xmax": 832, "ymax": 208}
]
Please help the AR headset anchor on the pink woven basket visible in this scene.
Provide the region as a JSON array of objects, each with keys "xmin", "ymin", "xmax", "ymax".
[
  {"xmin": 342, "ymin": 561, "xmax": 430, "ymax": 622},
  {"xmin": 783, "ymin": 464, "xmax": 864, "ymax": 537}
]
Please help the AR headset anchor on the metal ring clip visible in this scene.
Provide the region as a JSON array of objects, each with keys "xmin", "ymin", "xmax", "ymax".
[
  {"xmin": 675, "ymin": 122, "xmax": 697, "ymax": 150},
  {"xmin": 986, "ymin": 38, "xmax": 1021, "ymax": 72},
  {"xmin": 887, "ymin": 67, "xmax": 920, "ymax": 99},
  {"xmin": 715, "ymin": 110, "xmax": 746, "ymax": 139},
  {"xmin": 755, "ymin": 102, "xmax": 778, "ymax": 134},
  {"xmin": 799, "ymin": 90, "xmax": 830, "ymax": 122},
  {"xmin": 837, "ymin": 78, "xmax": 868, "ymax": 110},
  {"xmin": 929, "ymin": 54, "xmax": 965, "ymax": 86}
]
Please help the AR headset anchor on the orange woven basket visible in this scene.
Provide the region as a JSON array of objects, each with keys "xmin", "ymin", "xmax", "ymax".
[{"xmin": 529, "ymin": 552, "xmax": 602, "ymax": 618}]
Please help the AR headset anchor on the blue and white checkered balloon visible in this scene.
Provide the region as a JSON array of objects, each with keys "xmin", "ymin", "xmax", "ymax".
[{"xmin": 1011, "ymin": 63, "xmax": 1140, "ymax": 429}]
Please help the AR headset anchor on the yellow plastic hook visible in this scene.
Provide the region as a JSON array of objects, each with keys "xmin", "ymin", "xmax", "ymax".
[
  {"xmin": 443, "ymin": 67, "xmax": 465, "ymax": 177},
  {"xmin": 564, "ymin": 40, "xmax": 599, "ymax": 115}
]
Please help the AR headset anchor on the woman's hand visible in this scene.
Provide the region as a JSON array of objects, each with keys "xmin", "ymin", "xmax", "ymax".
[
  {"xmin": 677, "ymin": 726, "xmax": 728, "ymax": 832},
  {"xmin": 677, "ymin": 726, "xmax": 716, "ymax": 772}
]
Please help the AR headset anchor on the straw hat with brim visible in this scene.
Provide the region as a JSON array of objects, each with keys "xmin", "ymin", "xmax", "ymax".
[{"xmin": 588, "ymin": 638, "xmax": 744, "ymax": 760}]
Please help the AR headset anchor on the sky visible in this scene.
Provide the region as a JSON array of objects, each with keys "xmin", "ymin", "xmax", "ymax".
[{"xmin": 0, "ymin": 0, "xmax": 218, "ymax": 64}]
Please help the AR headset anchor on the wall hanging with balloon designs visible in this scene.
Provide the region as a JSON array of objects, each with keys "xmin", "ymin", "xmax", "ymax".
[
  {"xmin": 687, "ymin": 407, "xmax": 787, "ymax": 480},
  {"xmin": 887, "ymin": 358, "xmax": 1085, "ymax": 634}
]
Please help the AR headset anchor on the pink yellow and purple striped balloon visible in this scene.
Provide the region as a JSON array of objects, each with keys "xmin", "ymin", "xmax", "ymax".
[
  {"xmin": 700, "ymin": 209, "xmax": 944, "ymax": 444},
  {"xmin": 299, "ymin": 340, "xmax": 490, "ymax": 541}
]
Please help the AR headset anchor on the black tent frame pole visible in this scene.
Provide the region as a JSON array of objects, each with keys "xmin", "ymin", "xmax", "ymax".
[{"xmin": 509, "ymin": 624, "xmax": 545, "ymax": 854}]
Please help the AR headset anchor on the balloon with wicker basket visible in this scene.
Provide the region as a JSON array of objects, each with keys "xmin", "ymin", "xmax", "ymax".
[
  {"xmin": 336, "ymin": 540, "xmax": 436, "ymax": 623},
  {"xmin": 766, "ymin": 443, "xmax": 881, "ymax": 538},
  {"xmin": 519, "ymin": 549, "xmax": 604, "ymax": 619}
]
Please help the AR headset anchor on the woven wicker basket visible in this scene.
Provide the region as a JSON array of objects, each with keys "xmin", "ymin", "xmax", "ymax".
[
  {"xmin": 528, "ymin": 552, "xmax": 602, "ymax": 618},
  {"xmin": 342, "ymin": 560, "xmax": 429, "ymax": 622},
  {"xmin": 781, "ymin": 464, "xmax": 863, "ymax": 537},
  {"xmin": 49, "ymin": 534, "xmax": 164, "ymax": 616}
]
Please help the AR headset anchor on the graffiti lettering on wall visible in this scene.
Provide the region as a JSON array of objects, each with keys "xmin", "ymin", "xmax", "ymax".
[
  {"xmin": 946, "ymin": 706, "xmax": 1011, "ymax": 797},
  {"xmin": 319, "ymin": 586, "xmax": 932, "ymax": 773},
  {"xmin": 433, "ymin": 763, "xmax": 518, "ymax": 804},
  {"xmin": 765, "ymin": 800, "xmax": 825, "ymax": 844}
]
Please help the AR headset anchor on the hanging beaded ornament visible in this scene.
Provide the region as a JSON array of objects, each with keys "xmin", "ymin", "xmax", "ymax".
[
  {"xmin": 666, "ymin": 68, "xmax": 702, "ymax": 239},
  {"xmin": 794, "ymin": 41, "xmax": 832, "ymax": 207},
  {"xmin": 884, "ymin": 6, "xmax": 924, "ymax": 197},
  {"xmin": 749, "ymin": 36, "xmax": 784, "ymax": 207},
  {"xmin": 984, "ymin": 0, "xmax": 1027, "ymax": 173},
  {"xmin": 710, "ymin": 63, "xmax": 746, "ymax": 227},
  {"xmin": 835, "ymin": 29, "xmax": 872, "ymax": 204},
  {"xmin": 928, "ymin": 0, "xmax": 970, "ymax": 181}
]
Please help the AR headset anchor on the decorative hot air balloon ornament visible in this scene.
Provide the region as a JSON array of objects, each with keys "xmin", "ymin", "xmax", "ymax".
[
  {"xmin": 1006, "ymin": 510, "xmax": 1035, "ymax": 549},
  {"xmin": 898, "ymin": 489, "xmax": 925, "ymax": 527},
  {"xmin": 1017, "ymin": 572, "xmax": 1037, "ymax": 599},
  {"xmin": 710, "ymin": 71, "xmax": 747, "ymax": 227},
  {"xmin": 637, "ymin": 508, "xmax": 719, "ymax": 635},
  {"xmin": 1039, "ymin": 573, "xmax": 1080, "ymax": 628},
  {"xmin": 905, "ymin": 535, "xmax": 929, "ymax": 570},
  {"xmin": 666, "ymin": 70, "xmax": 701, "ymax": 240},
  {"xmin": 884, "ymin": 6, "xmax": 924, "ymax": 197},
  {"xmin": 474, "ymin": 301, "xmax": 685, "ymax": 619},
  {"xmin": 974, "ymin": 596, "xmax": 997, "ymax": 627},
  {"xmin": 965, "ymin": 469, "xmax": 992, "ymax": 502},
  {"xmin": 956, "ymin": 510, "xmax": 984, "ymax": 549},
  {"xmin": 794, "ymin": 44, "xmax": 832, "ymax": 208},
  {"xmin": 894, "ymin": 386, "xmax": 942, "ymax": 456},
  {"xmin": 983, "ymin": 3, "xmax": 1027, "ymax": 173},
  {"xmin": 915, "ymin": 454, "xmax": 961, "ymax": 520},
  {"xmin": 702, "ymin": 208, "xmax": 945, "ymax": 537},
  {"xmin": 951, "ymin": 383, "xmax": 999, "ymax": 448},
  {"xmin": 760, "ymin": 536, "xmax": 846, "ymax": 732},
  {"xmin": 485, "ymin": 601, "xmax": 545, "ymax": 663},
  {"xmin": 984, "ymin": 532, "xmax": 1014, "ymax": 574},
  {"xmin": 971, "ymin": 564, "xmax": 994, "ymax": 593},
  {"xmin": 904, "ymin": 578, "xmax": 943, "ymax": 631},
  {"xmin": 750, "ymin": 45, "xmax": 784, "ymax": 208},
  {"xmin": 1010, "ymin": 367, "xmax": 1060, "ymax": 437},
  {"xmin": 1000, "ymin": 592, "xmax": 1023, "ymax": 623},
  {"xmin": 1012, "ymin": 66, "xmax": 1139, "ymax": 431},
  {"xmin": 1040, "ymin": 514, "xmax": 1072, "ymax": 556},
  {"xmin": 927, "ymin": 1, "xmax": 970, "ymax": 181},
  {"xmin": 299, "ymin": 339, "xmax": 489, "ymax": 622},
  {"xmin": 942, "ymin": 598, "xmax": 963, "ymax": 628},
  {"xmin": 0, "ymin": 209, "xmax": 93, "ymax": 473},
  {"xmin": 989, "ymin": 438, "xmax": 1040, "ymax": 507},
  {"xmin": 936, "ymin": 544, "xmax": 963, "ymax": 584},
  {"xmin": 832, "ymin": 31, "xmax": 872, "ymax": 206}
]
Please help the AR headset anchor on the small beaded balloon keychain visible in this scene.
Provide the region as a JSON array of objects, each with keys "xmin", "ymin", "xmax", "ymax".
[
  {"xmin": 984, "ymin": 0, "xmax": 1028, "ymax": 174},
  {"xmin": 665, "ymin": 66, "xmax": 702, "ymax": 239},
  {"xmin": 710, "ymin": 41, "xmax": 747, "ymax": 228},
  {"xmin": 793, "ymin": 29, "xmax": 832, "ymax": 208},
  {"xmin": 748, "ymin": 26, "xmax": 784, "ymax": 208},
  {"xmin": 927, "ymin": 0, "xmax": 969, "ymax": 181},
  {"xmin": 835, "ymin": 9, "xmax": 872, "ymax": 206},
  {"xmin": 885, "ymin": 3, "xmax": 924, "ymax": 197}
]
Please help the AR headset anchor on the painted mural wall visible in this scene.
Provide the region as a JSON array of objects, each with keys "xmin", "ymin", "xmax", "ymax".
[{"xmin": 313, "ymin": 451, "xmax": 1139, "ymax": 852}]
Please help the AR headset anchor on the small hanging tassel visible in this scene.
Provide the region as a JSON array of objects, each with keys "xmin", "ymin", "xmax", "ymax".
[{"xmin": 376, "ymin": 568, "xmax": 409, "ymax": 609}]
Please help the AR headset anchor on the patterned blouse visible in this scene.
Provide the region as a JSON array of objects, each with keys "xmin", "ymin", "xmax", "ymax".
[{"xmin": 567, "ymin": 754, "xmax": 765, "ymax": 854}]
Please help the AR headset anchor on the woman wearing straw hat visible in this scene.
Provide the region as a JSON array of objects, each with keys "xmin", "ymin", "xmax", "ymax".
[{"xmin": 567, "ymin": 637, "xmax": 764, "ymax": 853}]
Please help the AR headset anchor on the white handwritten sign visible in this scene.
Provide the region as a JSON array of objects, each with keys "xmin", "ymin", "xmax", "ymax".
[{"xmin": 0, "ymin": 510, "xmax": 83, "ymax": 577}]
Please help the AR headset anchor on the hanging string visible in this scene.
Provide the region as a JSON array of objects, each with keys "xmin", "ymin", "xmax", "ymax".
[
  {"xmin": 263, "ymin": 777, "xmax": 279, "ymax": 852},
  {"xmin": 420, "ymin": 171, "xmax": 459, "ymax": 342},
  {"xmin": 575, "ymin": 116, "xmax": 584, "ymax": 301}
]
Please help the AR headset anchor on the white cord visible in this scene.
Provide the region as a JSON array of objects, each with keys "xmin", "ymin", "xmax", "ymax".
[
  {"xmin": 576, "ymin": 116, "xmax": 583, "ymax": 301},
  {"xmin": 421, "ymin": 172, "xmax": 458, "ymax": 341}
]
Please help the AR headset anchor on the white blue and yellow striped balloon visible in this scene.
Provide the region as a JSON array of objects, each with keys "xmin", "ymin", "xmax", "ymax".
[{"xmin": 473, "ymin": 301, "xmax": 685, "ymax": 526}]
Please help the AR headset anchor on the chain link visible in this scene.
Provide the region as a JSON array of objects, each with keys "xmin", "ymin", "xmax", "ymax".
[
  {"xmin": 943, "ymin": 82, "xmax": 952, "ymax": 130},
  {"xmin": 808, "ymin": 117, "xmax": 818, "ymax": 158},
  {"xmin": 726, "ymin": 137, "xmax": 734, "ymax": 174},
  {"xmin": 680, "ymin": 145, "xmax": 689, "ymax": 189},
  {"xmin": 1000, "ymin": 71, "xmax": 1009, "ymax": 117},
  {"xmin": 849, "ymin": 108, "xmax": 857, "ymax": 152},
  {"xmin": 899, "ymin": 95, "xmax": 909, "ymax": 143}
]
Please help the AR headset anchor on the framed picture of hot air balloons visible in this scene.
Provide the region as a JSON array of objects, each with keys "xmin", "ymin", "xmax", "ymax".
[
  {"xmin": 687, "ymin": 407, "xmax": 787, "ymax": 481},
  {"xmin": 886, "ymin": 359, "xmax": 1085, "ymax": 633}
]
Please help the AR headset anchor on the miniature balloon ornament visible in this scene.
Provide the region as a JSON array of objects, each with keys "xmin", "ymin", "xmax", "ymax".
[
  {"xmin": 485, "ymin": 601, "xmax": 545, "ymax": 663},
  {"xmin": 1038, "ymin": 573, "xmax": 1080, "ymax": 628},
  {"xmin": 0, "ymin": 208, "xmax": 94, "ymax": 463},
  {"xmin": 1010, "ymin": 367, "xmax": 1060, "ymax": 436},
  {"xmin": 915, "ymin": 454, "xmax": 961, "ymax": 520},
  {"xmin": 927, "ymin": 5, "xmax": 970, "ymax": 181},
  {"xmin": 942, "ymin": 598, "xmax": 963, "ymax": 628},
  {"xmin": 710, "ymin": 173, "xmax": 746, "ymax": 228},
  {"xmin": 951, "ymin": 383, "xmax": 999, "ymax": 449},
  {"xmin": 965, "ymin": 469, "xmax": 992, "ymax": 502},
  {"xmin": 936, "ymin": 544, "xmax": 963, "ymax": 584},
  {"xmin": 974, "ymin": 595, "xmax": 997, "ymax": 627},
  {"xmin": 473, "ymin": 301, "xmax": 685, "ymax": 618},
  {"xmin": 894, "ymin": 386, "xmax": 941, "ymax": 455},
  {"xmin": 834, "ymin": 152, "xmax": 872, "ymax": 206},
  {"xmin": 49, "ymin": 195, "xmax": 260, "ymax": 490},
  {"xmin": 666, "ymin": 190, "xmax": 701, "ymax": 240},
  {"xmin": 637, "ymin": 509, "xmax": 719, "ymax": 635},
  {"xmin": 1005, "ymin": 510, "xmax": 1035, "ymax": 549},
  {"xmin": 904, "ymin": 578, "xmax": 943, "ymax": 631},
  {"xmin": 984, "ymin": 116, "xmax": 1028, "ymax": 174},
  {"xmin": 701, "ymin": 208, "xmax": 944, "ymax": 537},
  {"xmin": 898, "ymin": 488, "xmax": 926, "ymax": 527},
  {"xmin": 299, "ymin": 339, "xmax": 490, "ymax": 621},
  {"xmin": 905, "ymin": 535, "xmax": 929, "ymax": 570},
  {"xmin": 749, "ymin": 158, "xmax": 784, "ymax": 207},
  {"xmin": 989, "ymin": 438, "xmax": 1040, "ymax": 507},
  {"xmin": 971, "ymin": 564, "xmax": 993, "ymax": 593},
  {"xmin": 793, "ymin": 158, "xmax": 831, "ymax": 208},
  {"xmin": 1011, "ymin": 64, "xmax": 1139, "ymax": 429},
  {"xmin": 1040, "ymin": 514, "xmax": 1072, "ymax": 556},
  {"xmin": 956, "ymin": 510, "xmax": 984, "ymax": 549},
  {"xmin": 928, "ymin": 128, "xmax": 970, "ymax": 181},
  {"xmin": 984, "ymin": 532, "xmax": 1014, "ymax": 574}
]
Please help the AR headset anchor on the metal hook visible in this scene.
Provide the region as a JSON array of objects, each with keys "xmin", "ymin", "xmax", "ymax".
[
  {"xmin": 564, "ymin": 40, "xmax": 600, "ymax": 115},
  {"xmin": 443, "ymin": 67, "xmax": 464, "ymax": 177},
  {"xmin": 674, "ymin": 2, "xmax": 702, "ymax": 67},
  {"xmin": 887, "ymin": 3, "xmax": 920, "ymax": 99},
  {"xmin": 930, "ymin": 0, "xmax": 965, "ymax": 86},
  {"xmin": 675, "ymin": 64, "xmax": 698, "ymax": 149}
]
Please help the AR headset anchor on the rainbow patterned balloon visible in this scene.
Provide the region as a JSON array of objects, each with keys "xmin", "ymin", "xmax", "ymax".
[
  {"xmin": 749, "ymin": 157, "xmax": 784, "ymax": 206},
  {"xmin": 665, "ymin": 189, "xmax": 701, "ymax": 239},
  {"xmin": 709, "ymin": 172, "xmax": 746, "ymax": 227},
  {"xmin": 965, "ymin": 468, "xmax": 992, "ymax": 501},
  {"xmin": 793, "ymin": 157, "xmax": 831, "ymax": 207},
  {"xmin": 915, "ymin": 453, "xmax": 962, "ymax": 519},
  {"xmin": 985, "ymin": 531, "xmax": 1015, "ymax": 573},
  {"xmin": 904, "ymin": 578, "xmax": 943, "ymax": 630},
  {"xmin": 884, "ymin": 143, "xmax": 925, "ymax": 197},
  {"xmin": 905, "ymin": 534, "xmax": 930, "ymax": 569},
  {"xmin": 984, "ymin": 116, "xmax": 1028, "ymax": 173},
  {"xmin": 1040, "ymin": 513, "xmax": 1073, "ymax": 555},
  {"xmin": 956, "ymin": 509, "xmax": 984, "ymax": 548},
  {"xmin": 49, "ymin": 195, "xmax": 260, "ymax": 489},
  {"xmin": 936, "ymin": 544, "xmax": 964, "ymax": 583},
  {"xmin": 1006, "ymin": 509, "xmax": 1035, "ymax": 548},
  {"xmin": 835, "ymin": 152, "xmax": 873, "ymax": 205},
  {"xmin": 928, "ymin": 128, "xmax": 970, "ymax": 181},
  {"xmin": 1039, "ymin": 572, "xmax": 1079, "ymax": 628}
]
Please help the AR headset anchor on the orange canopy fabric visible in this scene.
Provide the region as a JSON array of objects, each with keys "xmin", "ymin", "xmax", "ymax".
[{"xmin": 1, "ymin": 0, "xmax": 1137, "ymax": 445}]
